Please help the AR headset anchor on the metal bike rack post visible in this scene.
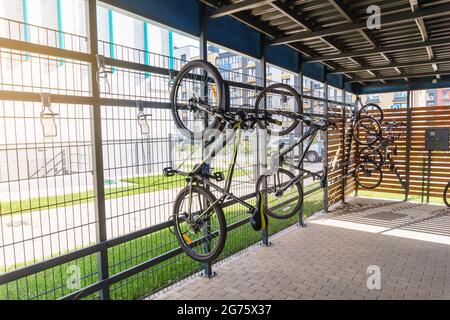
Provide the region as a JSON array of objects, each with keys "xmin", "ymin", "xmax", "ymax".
[
  {"xmin": 298, "ymin": 69, "xmax": 306, "ymax": 227},
  {"xmin": 354, "ymin": 94, "xmax": 360, "ymax": 197},
  {"xmin": 341, "ymin": 89, "xmax": 347, "ymax": 204},
  {"xmin": 199, "ymin": 4, "xmax": 216, "ymax": 278},
  {"xmin": 260, "ymin": 35, "xmax": 271, "ymax": 246},
  {"xmin": 87, "ymin": 0, "xmax": 110, "ymax": 300},
  {"xmin": 323, "ymin": 80, "xmax": 329, "ymax": 213},
  {"xmin": 404, "ymin": 88, "xmax": 413, "ymax": 201}
]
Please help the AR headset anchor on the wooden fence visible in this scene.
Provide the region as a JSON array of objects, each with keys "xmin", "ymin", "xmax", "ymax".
[{"xmin": 330, "ymin": 105, "xmax": 450, "ymax": 205}]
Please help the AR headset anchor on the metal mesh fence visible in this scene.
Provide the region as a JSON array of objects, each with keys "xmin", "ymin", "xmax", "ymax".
[{"xmin": 0, "ymin": 13, "xmax": 341, "ymax": 300}]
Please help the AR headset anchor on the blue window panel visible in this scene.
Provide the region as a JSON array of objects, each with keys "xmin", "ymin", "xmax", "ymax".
[
  {"xmin": 266, "ymin": 44, "xmax": 300, "ymax": 74},
  {"xmin": 302, "ymin": 62, "xmax": 325, "ymax": 83},
  {"xmin": 101, "ymin": 0, "xmax": 200, "ymax": 36},
  {"xmin": 207, "ymin": 13, "xmax": 261, "ymax": 60}
]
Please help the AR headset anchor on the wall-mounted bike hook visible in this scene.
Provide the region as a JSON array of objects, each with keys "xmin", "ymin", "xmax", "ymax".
[
  {"xmin": 39, "ymin": 93, "xmax": 59, "ymax": 138},
  {"xmin": 136, "ymin": 100, "xmax": 152, "ymax": 135}
]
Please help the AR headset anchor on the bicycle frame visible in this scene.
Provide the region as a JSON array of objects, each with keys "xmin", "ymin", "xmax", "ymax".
[
  {"xmin": 271, "ymin": 125, "xmax": 325, "ymax": 193},
  {"xmin": 184, "ymin": 121, "xmax": 257, "ymax": 220}
]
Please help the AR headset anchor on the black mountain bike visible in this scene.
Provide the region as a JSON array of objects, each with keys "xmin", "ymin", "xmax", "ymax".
[
  {"xmin": 166, "ymin": 60, "xmax": 304, "ymax": 262},
  {"xmin": 164, "ymin": 108, "xmax": 335, "ymax": 262},
  {"xmin": 255, "ymin": 109, "xmax": 337, "ymax": 219},
  {"xmin": 163, "ymin": 109, "xmax": 298, "ymax": 262}
]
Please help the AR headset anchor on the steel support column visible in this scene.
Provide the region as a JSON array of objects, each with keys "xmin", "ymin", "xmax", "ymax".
[
  {"xmin": 259, "ymin": 35, "xmax": 271, "ymax": 246},
  {"xmin": 298, "ymin": 67, "xmax": 306, "ymax": 227},
  {"xmin": 354, "ymin": 94, "xmax": 360, "ymax": 197},
  {"xmin": 404, "ymin": 88, "xmax": 413, "ymax": 201},
  {"xmin": 323, "ymin": 80, "xmax": 329, "ymax": 212},
  {"xmin": 341, "ymin": 89, "xmax": 347, "ymax": 203},
  {"xmin": 199, "ymin": 3, "xmax": 216, "ymax": 278},
  {"xmin": 87, "ymin": 0, "xmax": 110, "ymax": 300}
]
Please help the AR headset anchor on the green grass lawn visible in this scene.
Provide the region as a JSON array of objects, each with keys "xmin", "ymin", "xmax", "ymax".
[
  {"xmin": 0, "ymin": 168, "xmax": 254, "ymax": 216},
  {"xmin": 357, "ymin": 189, "xmax": 446, "ymax": 206},
  {"xmin": 0, "ymin": 183, "xmax": 323, "ymax": 300}
]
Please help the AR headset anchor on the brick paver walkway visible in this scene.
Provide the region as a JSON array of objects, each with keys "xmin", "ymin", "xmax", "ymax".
[{"xmin": 153, "ymin": 198, "xmax": 450, "ymax": 300}]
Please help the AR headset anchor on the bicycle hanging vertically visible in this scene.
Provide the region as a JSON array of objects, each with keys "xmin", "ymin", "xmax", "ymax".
[{"xmin": 165, "ymin": 60, "xmax": 338, "ymax": 263}]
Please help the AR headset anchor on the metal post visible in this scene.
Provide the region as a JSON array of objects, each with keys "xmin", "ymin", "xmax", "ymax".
[
  {"xmin": 426, "ymin": 150, "xmax": 432, "ymax": 203},
  {"xmin": 298, "ymin": 69, "xmax": 306, "ymax": 227},
  {"xmin": 323, "ymin": 80, "xmax": 329, "ymax": 212},
  {"xmin": 199, "ymin": 3, "xmax": 216, "ymax": 278},
  {"xmin": 341, "ymin": 89, "xmax": 347, "ymax": 203},
  {"xmin": 404, "ymin": 89, "xmax": 412, "ymax": 201},
  {"xmin": 87, "ymin": 0, "xmax": 110, "ymax": 300},
  {"xmin": 354, "ymin": 94, "xmax": 360, "ymax": 197},
  {"xmin": 260, "ymin": 35, "xmax": 271, "ymax": 246}
]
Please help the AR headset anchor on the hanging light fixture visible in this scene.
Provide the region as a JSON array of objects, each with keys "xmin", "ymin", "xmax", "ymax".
[
  {"xmin": 137, "ymin": 101, "xmax": 151, "ymax": 135},
  {"xmin": 40, "ymin": 93, "xmax": 58, "ymax": 138}
]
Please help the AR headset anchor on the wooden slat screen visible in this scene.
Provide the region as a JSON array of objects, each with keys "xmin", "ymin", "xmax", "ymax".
[{"xmin": 353, "ymin": 105, "xmax": 450, "ymax": 202}]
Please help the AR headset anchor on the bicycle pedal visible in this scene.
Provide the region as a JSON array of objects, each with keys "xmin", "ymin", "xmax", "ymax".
[
  {"xmin": 210, "ymin": 172, "xmax": 225, "ymax": 182},
  {"xmin": 163, "ymin": 167, "xmax": 176, "ymax": 177}
]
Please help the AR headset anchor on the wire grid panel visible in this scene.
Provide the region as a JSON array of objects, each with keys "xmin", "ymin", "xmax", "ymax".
[
  {"xmin": 0, "ymin": 17, "xmax": 89, "ymax": 54},
  {"xmin": 0, "ymin": 100, "xmax": 99, "ymax": 299},
  {"xmin": 0, "ymin": 49, "xmax": 91, "ymax": 96},
  {"xmin": 98, "ymin": 40, "xmax": 185, "ymax": 71},
  {"xmin": 97, "ymin": 49, "xmax": 271, "ymax": 299}
]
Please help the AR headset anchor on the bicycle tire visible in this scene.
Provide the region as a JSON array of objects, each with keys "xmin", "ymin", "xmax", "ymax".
[
  {"xmin": 354, "ymin": 160, "xmax": 383, "ymax": 190},
  {"xmin": 358, "ymin": 103, "xmax": 384, "ymax": 122},
  {"xmin": 353, "ymin": 116, "xmax": 382, "ymax": 146},
  {"xmin": 357, "ymin": 147, "xmax": 383, "ymax": 167},
  {"xmin": 170, "ymin": 60, "xmax": 225, "ymax": 141},
  {"xmin": 444, "ymin": 182, "xmax": 450, "ymax": 207},
  {"xmin": 172, "ymin": 185, "xmax": 227, "ymax": 262},
  {"xmin": 255, "ymin": 83, "xmax": 302, "ymax": 136},
  {"xmin": 255, "ymin": 168, "xmax": 303, "ymax": 219}
]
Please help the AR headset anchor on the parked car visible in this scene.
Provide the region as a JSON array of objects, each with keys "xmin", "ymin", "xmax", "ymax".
[{"xmin": 269, "ymin": 137, "xmax": 323, "ymax": 163}]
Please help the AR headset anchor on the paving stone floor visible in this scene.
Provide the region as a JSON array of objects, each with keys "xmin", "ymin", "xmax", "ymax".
[{"xmin": 153, "ymin": 197, "xmax": 450, "ymax": 300}]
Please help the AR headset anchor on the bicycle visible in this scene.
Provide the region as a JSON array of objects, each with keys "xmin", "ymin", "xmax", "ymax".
[
  {"xmin": 163, "ymin": 109, "xmax": 291, "ymax": 262},
  {"xmin": 255, "ymin": 109, "xmax": 337, "ymax": 219},
  {"xmin": 166, "ymin": 60, "xmax": 337, "ymax": 262},
  {"xmin": 444, "ymin": 182, "xmax": 450, "ymax": 207},
  {"xmin": 164, "ymin": 107, "xmax": 336, "ymax": 262},
  {"xmin": 354, "ymin": 121, "xmax": 406, "ymax": 190},
  {"xmin": 170, "ymin": 60, "xmax": 302, "ymax": 142}
]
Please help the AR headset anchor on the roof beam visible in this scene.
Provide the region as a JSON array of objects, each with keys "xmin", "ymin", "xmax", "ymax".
[
  {"xmin": 270, "ymin": 3, "xmax": 450, "ymax": 45},
  {"xmin": 410, "ymin": 0, "xmax": 432, "ymax": 56},
  {"xmin": 209, "ymin": 0, "xmax": 276, "ymax": 18},
  {"xmin": 330, "ymin": 57, "xmax": 450, "ymax": 74},
  {"xmin": 200, "ymin": 0, "xmax": 342, "ymax": 71},
  {"xmin": 349, "ymin": 71, "xmax": 450, "ymax": 83},
  {"xmin": 270, "ymin": 0, "xmax": 365, "ymax": 75},
  {"xmin": 326, "ymin": 0, "xmax": 388, "ymax": 79},
  {"xmin": 305, "ymin": 37, "xmax": 450, "ymax": 63},
  {"xmin": 270, "ymin": 1, "xmax": 310, "ymax": 30}
]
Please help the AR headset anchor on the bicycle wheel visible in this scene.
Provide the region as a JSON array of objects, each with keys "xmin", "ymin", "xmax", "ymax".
[
  {"xmin": 255, "ymin": 168, "xmax": 303, "ymax": 219},
  {"xmin": 358, "ymin": 103, "xmax": 384, "ymax": 122},
  {"xmin": 172, "ymin": 185, "xmax": 226, "ymax": 262},
  {"xmin": 356, "ymin": 146, "xmax": 383, "ymax": 167},
  {"xmin": 354, "ymin": 160, "xmax": 382, "ymax": 189},
  {"xmin": 171, "ymin": 60, "xmax": 225, "ymax": 141},
  {"xmin": 444, "ymin": 182, "xmax": 450, "ymax": 207},
  {"xmin": 255, "ymin": 83, "xmax": 302, "ymax": 136},
  {"xmin": 354, "ymin": 116, "xmax": 381, "ymax": 145}
]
